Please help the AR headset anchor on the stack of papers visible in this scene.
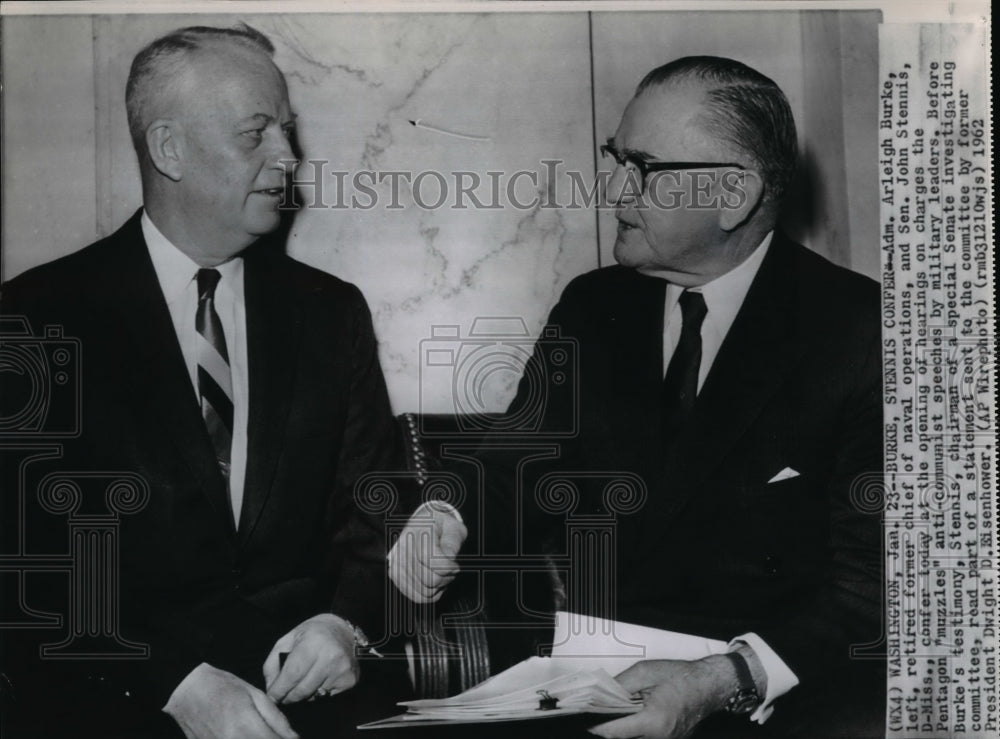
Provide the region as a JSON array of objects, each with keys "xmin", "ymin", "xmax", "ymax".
[
  {"xmin": 359, "ymin": 612, "xmax": 728, "ymax": 729},
  {"xmin": 359, "ymin": 657, "xmax": 641, "ymax": 728}
]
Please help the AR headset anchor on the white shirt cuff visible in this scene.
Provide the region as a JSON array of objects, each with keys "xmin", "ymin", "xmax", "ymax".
[
  {"xmin": 728, "ymin": 632, "xmax": 799, "ymax": 724},
  {"xmin": 387, "ymin": 501, "xmax": 464, "ymax": 564},
  {"xmin": 417, "ymin": 499, "xmax": 464, "ymax": 524}
]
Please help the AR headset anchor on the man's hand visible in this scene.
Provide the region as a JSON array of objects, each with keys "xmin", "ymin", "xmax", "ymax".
[
  {"xmin": 163, "ymin": 662, "xmax": 298, "ymax": 739},
  {"xmin": 263, "ymin": 614, "xmax": 358, "ymax": 704},
  {"xmin": 387, "ymin": 502, "xmax": 467, "ymax": 603},
  {"xmin": 589, "ymin": 657, "xmax": 734, "ymax": 739}
]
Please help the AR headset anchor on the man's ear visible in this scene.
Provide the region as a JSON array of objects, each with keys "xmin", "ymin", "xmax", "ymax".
[
  {"xmin": 718, "ymin": 169, "xmax": 764, "ymax": 231},
  {"xmin": 145, "ymin": 120, "xmax": 183, "ymax": 182}
]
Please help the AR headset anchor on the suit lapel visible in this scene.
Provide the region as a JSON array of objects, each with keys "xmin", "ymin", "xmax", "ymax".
[
  {"xmin": 609, "ymin": 271, "xmax": 667, "ymax": 437},
  {"xmin": 238, "ymin": 247, "xmax": 303, "ymax": 544},
  {"xmin": 113, "ymin": 212, "xmax": 235, "ymax": 534},
  {"xmin": 657, "ymin": 234, "xmax": 808, "ymax": 517},
  {"xmin": 618, "ymin": 271, "xmax": 667, "ymax": 388}
]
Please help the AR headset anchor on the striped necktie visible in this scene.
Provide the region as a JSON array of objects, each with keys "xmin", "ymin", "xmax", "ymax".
[{"xmin": 195, "ymin": 269, "xmax": 234, "ymax": 492}]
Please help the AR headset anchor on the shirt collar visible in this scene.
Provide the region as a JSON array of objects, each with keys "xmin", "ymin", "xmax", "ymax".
[
  {"xmin": 664, "ymin": 230, "xmax": 773, "ymax": 330},
  {"xmin": 695, "ymin": 230, "xmax": 772, "ymax": 329},
  {"xmin": 142, "ymin": 209, "xmax": 243, "ymax": 304}
]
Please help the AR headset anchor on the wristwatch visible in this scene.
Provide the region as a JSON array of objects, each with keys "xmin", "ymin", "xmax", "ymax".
[{"xmin": 723, "ymin": 652, "xmax": 762, "ymax": 715}]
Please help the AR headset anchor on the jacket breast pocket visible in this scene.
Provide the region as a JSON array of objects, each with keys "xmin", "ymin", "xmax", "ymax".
[
  {"xmin": 710, "ymin": 476, "xmax": 827, "ymax": 597},
  {"xmin": 734, "ymin": 475, "xmax": 827, "ymax": 545},
  {"xmin": 731, "ymin": 473, "xmax": 816, "ymax": 508}
]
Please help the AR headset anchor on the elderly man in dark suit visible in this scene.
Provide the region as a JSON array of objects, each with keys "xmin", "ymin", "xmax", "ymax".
[
  {"xmin": 392, "ymin": 56, "xmax": 884, "ymax": 738},
  {"xmin": 1, "ymin": 24, "xmax": 407, "ymax": 739}
]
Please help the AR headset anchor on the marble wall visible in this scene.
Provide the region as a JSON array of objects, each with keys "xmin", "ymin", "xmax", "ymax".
[
  {"xmin": 261, "ymin": 13, "xmax": 598, "ymax": 414},
  {"xmin": 1, "ymin": 10, "xmax": 879, "ymax": 413}
]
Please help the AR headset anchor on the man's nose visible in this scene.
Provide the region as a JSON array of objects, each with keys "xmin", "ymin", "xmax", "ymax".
[
  {"xmin": 268, "ymin": 131, "xmax": 298, "ymax": 172},
  {"xmin": 604, "ymin": 165, "xmax": 637, "ymax": 206}
]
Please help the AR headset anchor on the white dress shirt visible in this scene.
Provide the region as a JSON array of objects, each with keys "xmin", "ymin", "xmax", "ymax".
[
  {"xmin": 660, "ymin": 231, "xmax": 771, "ymax": 389},
  {"xmin": 393, "ymin": 232, "xmax": 799, "ymax": 721},
  {"xmin": 142, "ymin": 211, "xmax": 249, "ymax": 524},
  {"xmin": 654, "ymin": 231, "xmax": 799, "ymax": 722}
]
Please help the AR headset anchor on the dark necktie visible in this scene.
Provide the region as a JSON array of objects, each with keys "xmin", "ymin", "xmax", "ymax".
[
  {"xmin": 661, "ymin": 289, "xmax": 707, "ymax": 442},
  {"xmin": 195, "ymin": 269, "xmax": 234, "ymax": 487}
]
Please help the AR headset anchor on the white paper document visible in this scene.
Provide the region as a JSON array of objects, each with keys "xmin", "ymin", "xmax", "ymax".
[
  {"xmin": 550, "ymin": 610, "xmax": 728, "ymax": 675},
  {"xmin": 359, "ymin": 612, "xmax": 727, "ymax": 729},
  {"xmin": 359, "ymin": 656, "xmax": 641, "ymax": 729}
]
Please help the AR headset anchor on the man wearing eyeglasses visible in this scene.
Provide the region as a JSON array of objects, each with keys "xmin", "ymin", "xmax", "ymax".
[{"xmin": 393, "ymin": 56, "xmax": 883, "ymax": 738}]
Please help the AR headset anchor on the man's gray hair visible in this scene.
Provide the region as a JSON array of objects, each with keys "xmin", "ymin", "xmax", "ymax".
[
  {"xmin": 637, "ymin": 56, "xmax": 798, "ymax": 203},
  {"xmin": 125, "ymin": 23, "xmax": 274, "ymax": 157}
]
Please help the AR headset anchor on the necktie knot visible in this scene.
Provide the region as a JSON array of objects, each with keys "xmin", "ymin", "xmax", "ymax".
[
  {"xmin": 678, "ymin": 289, "xmax": 707, "ymax": 330},
  {"xmin": 197, "ymin": 268, "xmax": 222, "ymax": 300}
]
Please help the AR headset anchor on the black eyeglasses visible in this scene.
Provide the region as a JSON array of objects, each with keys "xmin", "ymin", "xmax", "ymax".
[{"xmin": 600, "ymin": 139, "xmax": 744, "ymax": 192}]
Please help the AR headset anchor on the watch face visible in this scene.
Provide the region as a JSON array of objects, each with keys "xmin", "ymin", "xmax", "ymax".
[{"xmin": 727, "ymin": 688, "xmax": 761, "ymax": 715}]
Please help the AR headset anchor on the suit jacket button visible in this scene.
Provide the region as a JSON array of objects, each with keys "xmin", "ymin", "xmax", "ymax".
[{"xmin": 763, "ymin": 555, "xmax": 778, "ymax": 574}]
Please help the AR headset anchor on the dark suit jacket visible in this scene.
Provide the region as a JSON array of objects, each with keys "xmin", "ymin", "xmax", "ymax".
[
  {"xmin": 1, "ymin": 210, "xmax": 407, "ymax": 727},
  {"xmin": 473, "ymin": 232, "xmax": 884, "ymax": 734}
]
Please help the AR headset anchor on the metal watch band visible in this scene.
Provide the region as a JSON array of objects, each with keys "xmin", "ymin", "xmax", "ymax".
[{"xmin": 345, "ymin": 619, "xmax": 383, "ymax": 658}]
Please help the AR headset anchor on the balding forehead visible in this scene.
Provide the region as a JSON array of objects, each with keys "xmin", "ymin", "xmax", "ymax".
[
  {"xmin": 186, "ymin": 37, "xmax": 282, "ymax": 80},
  {"xmin": 635, "ymin": 80, "xmax": 712, "ymax": 117},
  {"xmin": 616, "ymin": 82, "xmax": 745, "ymax": 165},
  {"xmin": 166, "ymin": 40, "xmax": 286, "ymax": 112},
  {"xmin": 620, "ymin": 85, "xmax": 706, "ymax": 140}
]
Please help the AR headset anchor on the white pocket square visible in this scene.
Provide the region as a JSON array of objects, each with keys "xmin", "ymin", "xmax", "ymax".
[{"xmin": 768, "ymin": 467, "xmax": 800, "ymax": 483}]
